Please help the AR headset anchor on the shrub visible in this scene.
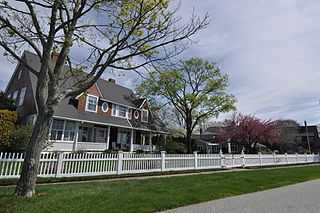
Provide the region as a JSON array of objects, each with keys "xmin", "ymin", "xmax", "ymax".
[
  {"xmin": 8, "ymin": 125, "xmax": 33, "ymax": 152},
  {"xmin": 0, "ymin": 109, "xmax": 19, "ymax": 150},
  {"xmin": 157, "ymin": 136, "xmax": 188, "ymax": 154}
]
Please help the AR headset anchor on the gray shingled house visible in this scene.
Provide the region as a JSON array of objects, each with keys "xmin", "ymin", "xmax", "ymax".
[{"xmin": 5, "ymin": 51, "xmax": 167, "ymax": 152}]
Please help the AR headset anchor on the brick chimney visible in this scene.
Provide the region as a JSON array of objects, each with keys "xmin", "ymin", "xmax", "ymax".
[
  {"xmin": 51, "ymin": 51, "xmax": 59, "ymax": 61},
  {"xmin": 108, "ymin": 78, "xmax": 115, "ymax": 83}
]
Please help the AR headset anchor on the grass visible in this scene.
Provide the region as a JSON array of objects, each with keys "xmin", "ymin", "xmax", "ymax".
[{"xmin": 1, "ymin": 165, "xmax": 320, "ymax": 213}]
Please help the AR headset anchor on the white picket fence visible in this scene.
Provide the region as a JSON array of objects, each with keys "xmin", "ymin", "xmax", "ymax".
[{"xmin": 0, "ymin": 151, "xmax": 319, "ymax": 179}]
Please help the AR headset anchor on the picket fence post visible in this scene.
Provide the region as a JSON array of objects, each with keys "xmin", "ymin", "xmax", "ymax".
[
  {"xmin": 285, "ymin": 153, "xmax": 288, "ymax": 164},
  {"xmin": 258, "ymin": 152, "xmax": 262, "ymax": 166},
  {"xmin": 318, "ymin": 153, "xmax": 320, "ymax": 163},
  {"xmin": 219, "ymin": 150, "xmax": 224, "ymax": 168},
  {"xmin": 161, "ymin": 151, "xmax": 166, "ymax": 172},
  {"xmin": 55, "ymin": 152, "xmax": 64, "ymax": 177},
  {"xmin": 305, "ymin": 153, "xmax": 308, "ymax": 163},
  {"xmin": 273, "ymin": 152, "xmax": 276, "ymax": 165},
  {"xmin": 117, "ymin": 151, "xmax": 123, "ymax": 175},
  {"xmin": 241, "ymin": 150, "xmax": 245, "ymax": 167},
  {"xmin": 194, "ymin": 151, "xmax": 198, "ymax": 170}
]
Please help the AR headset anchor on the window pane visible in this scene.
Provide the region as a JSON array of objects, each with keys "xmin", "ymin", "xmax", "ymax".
[
  {"xmin": 112, "ymin": 104, "xmax": 117, "ymax": 116},
  {"xmin": 87, "ymin": 96, "xmax": 98, "ymax": 111},
  {"xmin": 142, "ymin": 110, "xmax": 148, "ymax": 122},
  {"xmin": 118, "ymin": 106, "xmax": 127, "ymax": 117},
  {"xmin": 52, "ymin": 119, "xmax": 64, "ymax": 130},
  {"xmin": 19, "ymin": 87, "xmax": 26, "ymax": 106}
]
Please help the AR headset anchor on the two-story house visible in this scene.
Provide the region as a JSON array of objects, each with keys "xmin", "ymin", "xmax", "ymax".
[{"xmin": 5, "ymin": 51, "xmax": 167, "ymax": 152}]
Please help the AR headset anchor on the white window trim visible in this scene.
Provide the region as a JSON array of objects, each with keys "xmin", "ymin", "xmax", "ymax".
[
  {"xmin": 111, "ymin": 104, "xmax": 130, "ymax": 119},
  {"xmin": 142, "ymin": 109, "xmax": 148, "ymax": 123},
  {"xmin": 102, "ymin": 102, "xmax": 109, "ymax": 113},
  {"xmin": 17, "ymin": 69, "xmax": 22, "ymax": 79},
  {"xmin": 85, "ymin": 94, "xmax": 99, "ymax": 113},
  {"xmin": 134, "ymin": 110, "xmax": 139, "ymax": 119}
]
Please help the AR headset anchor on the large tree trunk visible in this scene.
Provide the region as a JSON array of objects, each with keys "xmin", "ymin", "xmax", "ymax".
[
  {"xmin": 186, "ymin": 128, "xmax": 193, "ymax": 153},
  {"xmin": 14, "ymin": 111, "xmax": 53, "ymax": 197}
]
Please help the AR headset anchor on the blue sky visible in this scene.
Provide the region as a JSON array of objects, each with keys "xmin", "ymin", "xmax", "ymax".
[{"xmin": 1, "ymin": 0, "xmax": 320, "ymax": 125}]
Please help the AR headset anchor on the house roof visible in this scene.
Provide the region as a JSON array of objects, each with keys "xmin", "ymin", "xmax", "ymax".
[
  {"xmin": 21, "ymin": 51, "xmax": 167, "ymax": 133},
  {"xmin": 53, "ymin": 99, "xmax": 166, "ymax": 132}
]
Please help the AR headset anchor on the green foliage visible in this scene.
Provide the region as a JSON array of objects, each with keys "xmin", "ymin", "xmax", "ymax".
[
  {"xmin": 156, "ymin": 136, "xmax": 188, "ymax": 154},
  {"xmin": 0, "ymin": 109, "xmax": 32, "ymax": 152},
  {"xmin": 1, "ymin": 165, "xmax": 320, "ymax": 212},
  {"xmin": 0, "ymin": 91, "xmax": 16, "ymax": 110},
  {"xmin": 0, "ymin": 109, "xmax": 18, "ymax": 150},
  {"xmin": 136, "ymin": 57, "xmax": 236, "ymax": 152},
  {"xmin": 7, "ymin": 125, "xmax": 33, "ymax": 152}
]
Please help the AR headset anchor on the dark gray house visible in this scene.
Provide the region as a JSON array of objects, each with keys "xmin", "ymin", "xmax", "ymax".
[{"xmin": 5, "ymin": 51, "xmax": 167, "ymax": 152}]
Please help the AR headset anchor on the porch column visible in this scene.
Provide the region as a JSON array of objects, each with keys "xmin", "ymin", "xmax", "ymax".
[
  {"xmin": 130, "ymin": 129, "xmax": 134, "ymax": 152},
  {"xmin": 106, "ymin": 126, "xmax": 111, "ymax": 150},
  {"xmin": 73, "ymin": 122, "xmax": 80, "ymax": 151},
  {"xmin": 227, "ymin": 142, "xmax": 231, "ymax": 154},
  {"xmin": 149, "ymin": 131, "xmax": 153, "ymax": 152}
]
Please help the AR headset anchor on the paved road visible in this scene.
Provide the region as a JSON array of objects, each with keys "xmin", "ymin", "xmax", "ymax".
[{"xmin": 160, "ymin": 179, "xmax": 320, "ymax": 213}]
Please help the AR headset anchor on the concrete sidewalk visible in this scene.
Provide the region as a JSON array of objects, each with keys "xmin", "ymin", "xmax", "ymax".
[{"xmin": 160, "ymin": 179, "xmax": 320, "ymax": 213}]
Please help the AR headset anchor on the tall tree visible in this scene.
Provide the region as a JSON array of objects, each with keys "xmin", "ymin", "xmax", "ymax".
[
  {"xmin": 0, "ymin": 0, "xmax": 209, "ymax": 197},
  {"xmin": 216, "ymin": 113, "xmax": 280, "ymax": 153},
  {"xmin": 136, "ymin": 57, "xmax": 236, "ymax": 152}
]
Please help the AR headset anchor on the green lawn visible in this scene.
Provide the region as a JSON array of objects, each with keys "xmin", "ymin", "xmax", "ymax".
[{"xmin": 1, "ymin": 165, "xmax": 320, "ymax": 213}]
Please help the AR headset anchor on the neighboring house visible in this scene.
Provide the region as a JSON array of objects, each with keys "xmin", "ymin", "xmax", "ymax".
[
  {"xmin": 195, "ymin": 127, "xmax": 267, "ymax": 154},
  {"xmin": 5, "ymin": 51, "xmax": 167, "ymax": 152},
  {"xmin": 298, "ymin": 125, "xmax": 320, "ymax": 153}
]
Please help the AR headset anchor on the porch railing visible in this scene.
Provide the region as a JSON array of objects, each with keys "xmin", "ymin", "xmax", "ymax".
[{"xmin": 0, "ymin": 151, "xmax": 319, "ymax": 179}]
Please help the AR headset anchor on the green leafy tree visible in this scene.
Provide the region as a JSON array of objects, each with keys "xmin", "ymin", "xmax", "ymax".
[
  {"xmin": 0, "ymin": 91, "xmax": 16, "ymax": 110},
  {"xmin": 0, "ymin": 0, "xmax": 209, "ymax": 197},
  {"xmin": 136, "ymin": 58, "xmax": 236, "ymax": 152}
]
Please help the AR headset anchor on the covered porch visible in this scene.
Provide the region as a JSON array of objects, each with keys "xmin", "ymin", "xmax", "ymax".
[{"xmin": 46, "ymin": 119, "xmax": 158, "ymax": 152}]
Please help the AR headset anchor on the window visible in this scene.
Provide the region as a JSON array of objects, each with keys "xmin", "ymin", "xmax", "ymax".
[
  {"xmin": 17, "ymin": 69, "xmax": 22, "ymax": 79},
  {"xmin": 12, "ymin": 90, "xmax": 18, "ymax": 101},
  {"xmin": 102, "ymin": 102, "xmax": 109, "ymax": 112},
  {"xmin": 50, "ymin": 119, "xmax": 64, "ymax": 141},
  {"xmin": 142, "ymin": 109, "xmax": 148, "ymax": 122},
  {"xmin": 111, "ymin": 104, "xmax": 129, "ymax": 118},
  {"xmin": 134, "ymin": 110, "xmax": 139, "ymax": 119},
  {"xmin": 63, "ymin": 121, "xmax": 76, "ymax": 141},
  {"xmin": 86, "ymin": 95, "xmax": 98, "ymax": 112},
  {"xmin": 128, "ymin": 109, "xmax": 132, "ymax": 119},
  {"xmin": 112, "ymin": 104, "xmax": 117, "ymax": 116},
  {"xmin": 8, "ymin": 93, "xmax": 12, "ymax": 99},
  {"xmin": 118, "ymin": 105, "xmax": 127, "ymax": 117},
  {"xmin": 18, "ymin": 87, "xmax": 26, "ymax": 106}
]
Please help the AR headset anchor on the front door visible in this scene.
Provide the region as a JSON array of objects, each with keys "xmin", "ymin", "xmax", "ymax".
[{"xmin": 117, "ymin": 130, "xmax": 130, "ymax": 150}]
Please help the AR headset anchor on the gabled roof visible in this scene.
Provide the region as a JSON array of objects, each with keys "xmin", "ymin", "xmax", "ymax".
[
  {"xmin": 20, "ymin": 51, "xmax": 167, "ymax": 133},
  {"xmin": 96, "ymin": 78, "xmax": 137, "ymax": 108},
  {"xmin": 22, "ymin": 51, "xmax": 145, "ymax": 109}
]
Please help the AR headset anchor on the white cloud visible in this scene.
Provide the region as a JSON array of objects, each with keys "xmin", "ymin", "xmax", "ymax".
[
  {"xmin": 178, "ymin": 0, "xmax": 320, "ymax": 125},
  {"xmin": 1, "ymin": 1, "xmax": 320, "ymax": 125}
]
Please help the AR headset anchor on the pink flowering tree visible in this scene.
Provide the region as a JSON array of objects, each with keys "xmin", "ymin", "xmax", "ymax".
[{"xmin": 216, "ymin": 113, "xmax": 280, "ymax": 153}]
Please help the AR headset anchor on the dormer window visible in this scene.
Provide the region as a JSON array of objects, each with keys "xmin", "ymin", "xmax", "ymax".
[
  {"xmin": 86, "ymin": 95, "xmax": 98, "ymax": 112},
  {"xmin": 142, "ymin": 109, "xmax": 148, "ymax": 122},
  {"xmin": 111, "ymin": 104, "xmax": 130, "ymax": 118}
]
